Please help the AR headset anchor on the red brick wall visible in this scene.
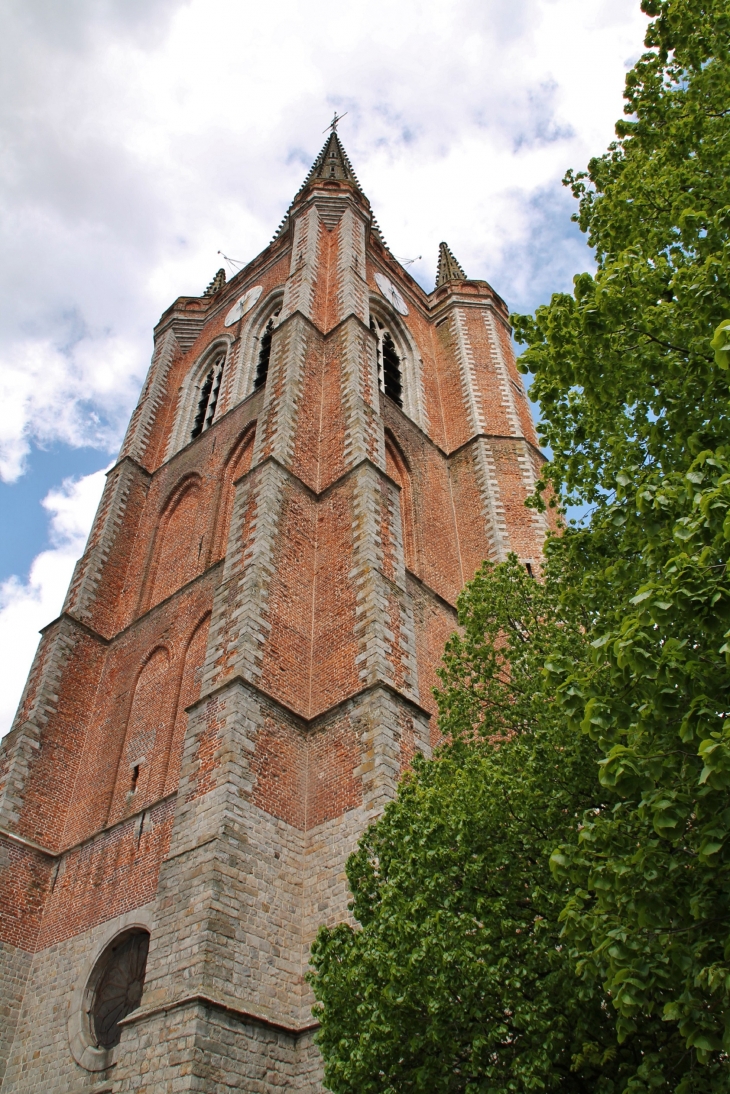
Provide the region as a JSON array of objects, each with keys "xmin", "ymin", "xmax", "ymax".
[
  {"xmin": 250, "ymin": 707, "xmax": 362, "ymax": 831},
  {"xmin": 311, "ymin": 221, "xmax": 339, "ymax": 334},
  {"xmin": 36, "ymin": 797, "xmax": 176, "ymax": 950},
  {"xmin": 211, "ymin": 427, "xmax": 255, "ymax": 561},
  {"xmin": 163, "ymin": 612, "xmax": 210, "ymax": 797},
  {"xmin": 383, "ymin": 404, "xmax": 465, "ymax": 602},
  {"xmin": 12, "ymin": 625, "xmax": 108, "ymax": 851},
  {"xmin": 185, "ymin": 692, "xmax": 226, "ymax": 803},
  {"xmin": 259, "ymin": 480, "xmax": 318, "ymax": 713},
  {"xmin": 305, "ymin": 715, "xmax": 363, "ymax": 828},
  {"xmin": 309, "ymin": 479, "xmax": 361, "ymax": 716},
  {"xmin": 60, "ymin": 575, "xmax": 217, "ymax": 849},
  {"xmin": 385, "ymin": 434, "xmax": 416, "ymax": 572},
  {"xmin": 107, "ymin": 646, "xmax": 172, "ymax": 823},
  {"xmin": 0, "ymin": 840, "xmax": 52, "ymax": 952}
]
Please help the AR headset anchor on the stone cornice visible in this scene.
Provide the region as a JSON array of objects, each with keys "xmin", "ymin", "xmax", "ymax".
[{"xmin": 120, "ymin": 991, "xmax": 319, "ymax": 1039}]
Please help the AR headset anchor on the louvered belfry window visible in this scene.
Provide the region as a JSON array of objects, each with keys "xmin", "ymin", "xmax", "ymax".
[
  {"xmin": 255, "ymin": 309, "xmax": 281, "ymax": 390},
  {"xmin": 191, "ymin": 351, "xmax": 226, "ymax": 439},
  {"xmin": 370, "ymin": 317, "xmax": 403, "ymax": 408}
]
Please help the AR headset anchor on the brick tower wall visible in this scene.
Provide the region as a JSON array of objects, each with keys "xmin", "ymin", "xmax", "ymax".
[{"xmin": 0, "ymin": 137, "xmax": 550, "ymax": 1094}]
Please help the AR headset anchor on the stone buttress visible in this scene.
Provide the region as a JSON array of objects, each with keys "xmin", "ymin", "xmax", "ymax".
[{"xmin": 0, "ymin": 133, "xmax": 550, "ymax": 1093}]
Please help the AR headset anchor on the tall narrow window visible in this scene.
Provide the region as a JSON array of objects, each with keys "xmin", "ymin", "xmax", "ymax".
[
  {"xmin": 255, "ymin": 310, "xmax": 280, "ymax": 390},
  {"xmin": 191, "ymin": 352, "xmax": 225, "ymax": 439},
  {"xmin": 370, "ymin": 318, "xmax": 403, "ymax": 408}
]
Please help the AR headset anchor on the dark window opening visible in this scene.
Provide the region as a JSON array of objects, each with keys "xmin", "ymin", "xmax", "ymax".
[
  {"xmin": 255, "ymin": 312, "xmax": 280, "ymax": 389},
  {"xmin": 205, "ymin": 365, "xmax": 223, "ymax": 430},
  {"xmin": 370, "ymin": 317, "xmax": 403, "ymax": 408},
  {"xmin": 381, "ymin": 332, "xmax": 402, "ymax": 407},
  {"xmin": 191, "ymin": 352, "xmax": 226, "ymax": 439},
  {"xmin": 91, "ymin": 930, "xmax": 150, "ymax": 1049},
  {"xmin": 191, "ymin": 370, "xmax": 213, "ymax": 438},
  {"xmin": 525, "ymin": 562, "xmax": 534, "ymax": 578},
  {"xmin": 131, "ymin": 764, "xmax": 140, "ymax": 791}
]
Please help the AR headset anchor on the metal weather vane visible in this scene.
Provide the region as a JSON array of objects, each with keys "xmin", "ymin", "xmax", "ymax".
[{"xmin": 324, "ymin": 111, "xmax": 348, "ymax": 134}]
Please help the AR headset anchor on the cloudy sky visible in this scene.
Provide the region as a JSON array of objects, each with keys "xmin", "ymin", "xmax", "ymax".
[{"xmin": 0, "ymin": 0, "xmax": 648, "ymax": 735}]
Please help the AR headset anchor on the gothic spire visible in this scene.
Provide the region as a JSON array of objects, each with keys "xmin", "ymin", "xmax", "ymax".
[
  {"xmin": 298, "ymin": 130, "xmax": 365, "ymax": 195},
  {"xmin": 435, "ymin": 242, "xmax": 467, "ymax": 287},
  {"xmin": 271, "ymin": 130, "xmax": 372, "ymax": 243}
]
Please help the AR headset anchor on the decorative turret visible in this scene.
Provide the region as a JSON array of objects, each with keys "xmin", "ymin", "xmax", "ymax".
[
  {"xmin": 435, "ymin": 241, "xmax": 467, "ymax": 287},
  {"xmin": 203, "ymin": 267, "xmax": 226, "ymax": 296}
]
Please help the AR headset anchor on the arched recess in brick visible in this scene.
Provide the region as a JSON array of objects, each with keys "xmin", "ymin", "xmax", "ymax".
[
  {"xmin": 211, "ymin": 424, "xmax": 257, "ymax": 561},
  {"xmin": 108, "ymin": 646, "xmax": 171, "ymax": 822},
  {"xmin": 143, "ymin": 475, "xmax": 203, "ymax": 611},
  {"xmin": 385, "ymin": 431, "xmax": 418, "ymax": 573},
  {"xmin": 162, "ymin": 612, "xmax": 211, "ymax": 796}
]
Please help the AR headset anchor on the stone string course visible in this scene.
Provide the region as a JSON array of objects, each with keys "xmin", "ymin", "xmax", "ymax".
[{"xmin": 0, "ymin": 134, "xmax": 553, "ymax": 1092}]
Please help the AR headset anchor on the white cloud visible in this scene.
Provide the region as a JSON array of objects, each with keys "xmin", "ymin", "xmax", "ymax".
[
  {"xmin": 0, "ymin": 336, "xmax": 141, "ymax": 481},
  {"xmin": 0, "ymin": 467, "xmax": 108, "ymax": 735},
  {"xmin": 0, "ymin": 0, "xmax": 649, "ymax": 481}
]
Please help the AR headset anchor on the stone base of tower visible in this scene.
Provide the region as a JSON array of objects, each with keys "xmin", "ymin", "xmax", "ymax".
[
  {"xmin": 113, "ymin": 1001, "xmax": 321, "ymax": 1094},
  {"xmin": 0, "ymin": 941, "xmax": 32, "ymax": 1089},
  {"xmin": 1, "ymin": 907, "xmax": 154, "ymax": 1093},
  {"xmin": 0, "ymin": 678, "xmax": 429, "ymax": 1093},
  {"xmin": 105, "ymin": 677, "xmax": 428, "ymax": 1093}
]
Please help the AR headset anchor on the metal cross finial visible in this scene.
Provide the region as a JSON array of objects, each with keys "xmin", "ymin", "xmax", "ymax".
[{"xmin": 324, "ymin": 110, "xmax": 348, "ymax": 134}]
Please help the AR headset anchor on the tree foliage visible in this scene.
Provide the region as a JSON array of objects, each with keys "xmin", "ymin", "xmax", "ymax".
[
  {"xmin": 510, "ymin": 0, "xmax": 730, "ymax": 1086},
  {"xmin": 310, "ymin": 1, "xmax": 730, "ymax": 1090},
  {"xmin": 310, "ymin": 559, "xmax": 633, "ymax": 1093}
]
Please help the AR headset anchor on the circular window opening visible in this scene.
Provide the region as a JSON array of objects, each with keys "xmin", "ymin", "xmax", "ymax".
[{"xmin": 90, "ymin": 929, "xmax": 150, "ymax": 1049}]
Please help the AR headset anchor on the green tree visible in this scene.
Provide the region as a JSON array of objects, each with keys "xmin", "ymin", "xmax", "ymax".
[
  {"xmin": 311, "ymin": 3, "xmax": 730, "ymax": 1091},
  {"xmin": 511, "ymin": 0, "xmax": 730, "ymax": 1086},
  {"xmin": 310, "ymin": 559, "xmax": 658, "ymax": 1093}
]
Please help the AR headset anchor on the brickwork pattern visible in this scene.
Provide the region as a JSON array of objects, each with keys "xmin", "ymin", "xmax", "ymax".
[
  {"xmin": 0, "ymin": 839, "xmax": 52, "ymax": 954},
  {"xmin": 0, "ymin": 620, "xmax": 107, "ymax": 849},
  {"xmin": 63, "ymin": 458, "xmax": 151, "ymax": 636},
  {"xmin": 119, "ymin": 328, "xmax": 181, "ymax": 468},
  {"xmin": 57, "ymin": 571, "xmax": 217, "ymax": 849}
]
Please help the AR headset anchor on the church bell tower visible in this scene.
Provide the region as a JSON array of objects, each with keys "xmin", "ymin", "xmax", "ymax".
[{"xmin": 0, "ymin": 131, "xmax": 548, "ymax": 1092}]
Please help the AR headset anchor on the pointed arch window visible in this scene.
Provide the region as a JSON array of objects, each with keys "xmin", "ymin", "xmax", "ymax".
[
  {"xmin": 370, "ymin": 318, "xmax": 403, "ymax": 407},
  {"xmin": 191, "ymin": 351, "xmax": 226, "ymax": 439},
  {"xmin": 254, "ymin": 310, "xmax": 281, "ymax": 390}
]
